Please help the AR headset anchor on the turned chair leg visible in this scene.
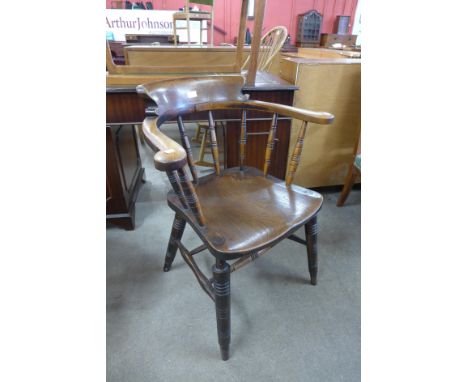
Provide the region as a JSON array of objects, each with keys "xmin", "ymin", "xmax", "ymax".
[
  {"xmin": 305, "ymin": 216, "xmax": 318, "ymax": 285},
  {"xmin": 163, "ymin": 214, "xmax": 186, "ymax": 272},
  {"xmin": 337, "ymin": 163, "xmax": 358, "ymax": 206},
  {"xmin": 213, "ymin": 259, "xmax": 231, "ymax": 360}
]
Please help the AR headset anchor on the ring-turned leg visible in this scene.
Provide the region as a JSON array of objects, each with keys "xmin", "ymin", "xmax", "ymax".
[
  {"xmin": 212, "ymin": 259, "xmax": 231, "ymax": 360},
  {"xmin": 305, "ymin": 216, "xmax": 318, "ymax": 285},
  {"xmin": 163, "ymin": 214, "xmax": 186, "ymax": 272}
]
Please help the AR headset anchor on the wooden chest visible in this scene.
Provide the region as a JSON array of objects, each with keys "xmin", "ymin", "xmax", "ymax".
[{"xmin": 320, "ymin": 34, "xmax": 357, "ymax": 47}]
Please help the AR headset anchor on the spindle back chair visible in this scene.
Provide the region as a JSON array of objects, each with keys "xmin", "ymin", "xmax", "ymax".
[
  {"xmin": 137, "ymin": 76, "xmax": 334, "ymax": 360},
  {"xmin": 241, "ymin": 26, "xmax": 288, "ymax": 72}
]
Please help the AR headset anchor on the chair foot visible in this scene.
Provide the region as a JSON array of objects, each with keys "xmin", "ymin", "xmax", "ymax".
[
  {"xmin": 310, "ymin": 270, "xmax": 317, "ymax": 286},
  {"xmin": 220, "ymin": 347, "xmax": 229, "ymax": 361},
  {"xmin": 213, "ymin": 259, "xmax": 231, "ymax": 361},
  {"xmin": 163, "ymin": 215, "xmax": 186, "ymax": 272},
  {"xmin": 305, "ymin": 216, "xmax": 318, "ymax": 285}
]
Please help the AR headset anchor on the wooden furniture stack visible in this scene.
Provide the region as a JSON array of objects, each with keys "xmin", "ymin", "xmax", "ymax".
[
  {"xmin": 138, "ymin": 75, "xmax": 334, "ymax": 360},
  {"xmin": 172, "ymin": 0, "xmax": 215, "ymax": 46}
]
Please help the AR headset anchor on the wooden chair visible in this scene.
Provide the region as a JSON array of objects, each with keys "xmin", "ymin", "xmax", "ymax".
[
  {"xmin": 241, "ymin": 26, "xmax": 288, "ymax": 72},
  {"xmin": 337, "ymin": 130, "xmax": 361, "ymax": 206},
  {"xmin": 173, "ymin": 0, "xmax": 215, "ymax": 46},
  {"xmin": 191, "ymin": 26, "xmax": 288, "ymax": 167},
  {"xmin": 138, "ymin": 76, "xmax": 334, "ymax": 360}
]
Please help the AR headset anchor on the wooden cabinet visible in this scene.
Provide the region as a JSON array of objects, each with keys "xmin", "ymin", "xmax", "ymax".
[
  {"xmin": 106, "ymin": 124, "xmax": 145, "ymax": 230},
  {"xmin": 320, "ymin": 33, "xmax": 357, "ymax": 47},
  {"xmin": 106, "ymin": 89, "xmax": 147, "ymax": 230},
  {"xmin": 296, "ymin": 10, "xmax": 323, "ymax": 47},
  {"xmin": 280, "ymin": 56, "xmax": 361, "ymax": 188}
]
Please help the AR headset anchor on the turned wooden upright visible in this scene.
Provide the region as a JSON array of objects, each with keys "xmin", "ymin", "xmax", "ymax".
[{"xmin": 138, "ymin": 76, "xmax": 334, "ymax": 360}]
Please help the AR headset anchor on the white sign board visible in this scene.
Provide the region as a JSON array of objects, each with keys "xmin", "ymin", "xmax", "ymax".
[{"xmin": 106, "ymin": 9, "xmax": 206, "ymax": 44}]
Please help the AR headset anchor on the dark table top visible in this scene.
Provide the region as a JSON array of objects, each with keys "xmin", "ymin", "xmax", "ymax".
[{"xmin": 106, "ymin": 71, "xmax": 298, "ymax": 94}]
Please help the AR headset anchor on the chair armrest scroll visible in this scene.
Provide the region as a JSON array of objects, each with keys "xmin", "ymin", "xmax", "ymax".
[{"xmin": 142, "ymin": 117, "xmax": 187, "ymax": 171}]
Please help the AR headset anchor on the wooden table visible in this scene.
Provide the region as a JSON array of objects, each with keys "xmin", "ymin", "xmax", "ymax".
[{"xmin": 106, "ymin": 72, "xmax": 297, "ymax": 230}]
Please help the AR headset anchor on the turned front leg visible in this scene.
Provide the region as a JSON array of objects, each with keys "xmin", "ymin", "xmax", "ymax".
[
  {"xmin": 304, "ymin": 216, "xmax": 318, "ymax": 285},
  {"xmin": 212, "ymin": 259, "xmax": 231, "ymax": 360},
  {"xmin": 164, "ymin": 214, "xmax": 186, "ymax": 272}
]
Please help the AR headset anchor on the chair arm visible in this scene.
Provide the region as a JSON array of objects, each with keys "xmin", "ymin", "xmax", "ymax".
[
  {"xmin": 196, "ymin": 100, "xmax": 334, "ymax": 125},
  {"xmin": 242, "ymin": 100, "xmax": 334, "ymax": 125},
  {"xmin": 142, "ymin": 117, "xmax": 187, "ymax": 171}
]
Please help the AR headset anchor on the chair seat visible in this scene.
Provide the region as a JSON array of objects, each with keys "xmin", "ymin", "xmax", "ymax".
[{"xmin": 168, "ymin": 167, "xmax": 323, "ymax": 258}]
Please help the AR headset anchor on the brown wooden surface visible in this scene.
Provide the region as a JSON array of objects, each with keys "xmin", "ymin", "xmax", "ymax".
[
  {"xmin": 235, "ymin": 0, "xmax": 249, "ymax": 70},
  {"xmin": 246, "ymin": 0, "xmax": 267, "ymax": 85},
  {"xmin": 107, "ymin": 40, "xmax": 239, "ymax": 74},
  {"xmin": 280, "ymin": 56, "xmax": 360, "ymax": 187},
  {"xmin": 106, "ymin": 92, "xmax": 146, "ymax": 123},
  {"xmin": 124, "ymin": 45, "xmax": 251, "ymax": 66},
  {"xmin": 167, "ymin": 166, "xmax": 323, "ymax": 257}
]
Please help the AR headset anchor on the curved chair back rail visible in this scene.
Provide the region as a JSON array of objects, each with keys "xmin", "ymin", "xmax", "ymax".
[{"xmin": 137, "ymin": 76, "xmax": 249, "ymax": 116}]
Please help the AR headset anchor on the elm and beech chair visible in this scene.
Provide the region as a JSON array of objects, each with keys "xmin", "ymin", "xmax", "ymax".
[{"xmin": 138, "ymin": 76, "xmax": 334, "ymax": 360}]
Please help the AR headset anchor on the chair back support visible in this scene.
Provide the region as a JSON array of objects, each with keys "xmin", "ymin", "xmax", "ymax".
[
  {"xmin": 242, "ymin": 26, "xmax": 288, "ymax": 71},
  {"xmin": 139, "ymin": 76, "xmax": 334, "ymax": 227},
  {"xmin": 137, "ymin": 76, "xmax": 248, "ymax": 116}
]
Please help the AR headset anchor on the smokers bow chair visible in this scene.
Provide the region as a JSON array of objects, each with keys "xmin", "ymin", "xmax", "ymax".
[{"xmin": 138, "ymin": 76, "xmax": 334, "ymax": 360}]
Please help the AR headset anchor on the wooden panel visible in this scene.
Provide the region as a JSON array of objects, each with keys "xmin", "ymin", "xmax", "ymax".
[
  {"xmin": 106, "ymin": 92, "xmax": 146, "ymax": 123},
  {"xmin": 296, "ymin": 48, "xmax": 346, "ymax": 59},
  {"xmin": 282, "ymin": 58, "xmax": 360, "ymax": 187},
  {"xmin": 115, "ymin": 125, "xmax": 140, "ymax": 193},
  {"xmin": 125, "ymin": 46, "xmax": 251, "ymax": 66},
  {"xmin": 106, "ymin": 122, "xmax": 145, "ymax": 230},
  {"xmin": 106, "ymin": 125, "xmax": 126, "ymax": 213}
]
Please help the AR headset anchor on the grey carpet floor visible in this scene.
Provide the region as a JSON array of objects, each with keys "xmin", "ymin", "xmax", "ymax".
[{"xmin": 107, "ymin": 124, "xmax": 361, "ymax": 382}]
